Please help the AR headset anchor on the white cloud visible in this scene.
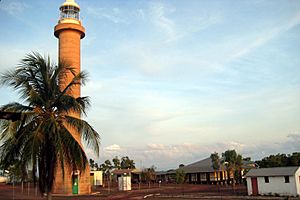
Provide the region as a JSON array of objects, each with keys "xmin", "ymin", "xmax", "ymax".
[
  {"xmin": 91, "ymin": 133, "xmax": 300, "ymax": 170},
  {"xmin": 104, "ymin": 144, "xmax": 121, "ymax": 152}
]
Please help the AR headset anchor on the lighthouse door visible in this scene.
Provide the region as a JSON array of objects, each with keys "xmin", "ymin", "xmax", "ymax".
[{"xmin": 72, "ymin": 175, "xmax": 79, "ymax": 194}]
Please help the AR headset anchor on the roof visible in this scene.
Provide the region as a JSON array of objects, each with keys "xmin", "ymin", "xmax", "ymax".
[
  {"xmin": 61, "ymin": 0, "xmax": 80, "ymax": 9},
  {"xmin": 156, "ymin": 157, "xmax": 258, "ymax": 175},
  {"xmin": 242, "ymin": 160, "xmax": 258, "ymax": 169},
  {"xmin": 111, "ymin": 169, "xmax": 141, "ymax": 175},
  {"xmin": 180, "ymin": 157, "xmax": 226, "ymax": 173},
  {"xmin": 156, "ymin": 170, "xmax": 176, "ymax": 175},
  {"xmin": 245, "ymin": 166, "xmax": 300, "ymax": 177}
]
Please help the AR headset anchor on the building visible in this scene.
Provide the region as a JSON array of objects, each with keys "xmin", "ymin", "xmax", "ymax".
[
  {"xmin": 90, "ymin": 171, "xmax": 103, "ymax": 187},
  {"xmin": 52, "ymin": 0, "xmax": 90, "ymax": 195},
  {"xmin": 180, "ymin": 157, "xmax": 229, "ymax": 184},
  {"xmin": 111, "ymin": 169, "xmax": 141, "ymax": 184},
  {"xmin": 156, "ymin": 169, "xmax": 176, "ymax": 183},
  {"xmin": 246, "ymin": 166, "xmax": 300, "ymax": 197},
  {"xmin": 157, "ymin": 157, "xmax": 257, "ymax": 184},
  {"xmin": 0, "ymin": 170, "xmax": 8, "ymax": 183},
  {"xmin": 156, "ymin": 157, "xmax": 229, "ymax": 184}
]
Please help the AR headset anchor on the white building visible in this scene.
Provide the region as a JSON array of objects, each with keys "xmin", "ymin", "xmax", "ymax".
[
  {"xmin": 90, "ymin": 171, "xmax": 103, "ymax": 187},
  {"xmin": 246, "ymin": 166, "xmax": 300, "ymax": 197}
]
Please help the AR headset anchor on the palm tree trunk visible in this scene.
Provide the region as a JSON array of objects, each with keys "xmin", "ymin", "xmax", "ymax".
[{"xmin": 232, "ymin": 170, "xmax": 236, "ymax": 193}]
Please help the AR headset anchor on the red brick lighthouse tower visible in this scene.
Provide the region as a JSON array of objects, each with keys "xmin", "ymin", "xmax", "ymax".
[{"xmin": 53, "ymin": 0, "xmax": 90, "ymax": 195}]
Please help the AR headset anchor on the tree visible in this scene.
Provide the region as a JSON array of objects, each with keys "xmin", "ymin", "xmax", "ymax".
[
  {"xmin": 89, "ymin": 158, "xmax": 95, "ymax": 170},
  {"xmin": 94, "ymin": 163, "xmax": 99, "ymax": 170},
  {"xmin": 112, "ymin": 156, "xmax": 121, "ymax": 169},
  {"xmin": 0, "ymin": 53, "xmax": 100, "ymax": 200},
  {"xmin": 100, "ymin": 160, "xmax": 113, "ymax": 175},
  {"xmin": 256, "ymin": 153, "xmax": 300, "ymax": 168},
  {"xmin": 141, "ymin": 166, "xmax": 156, "ymax": 187},
  {"xmin": 0, "ymin": 111, "xmax": 21, "ymax": 121},
  {"xmin": 221, "ymin": 150, "xmax": 242, "ymax": 188},
  {"xmin": 235, "ymin": 154, "xmax": 243, "ymax": 183},
  {"xmin": 243, "ymin": 157, "xmax": 251, "ymax": 162},
  {"xmin": 99, "ymin": 160, "xmax": 113, "ymax": 188},
  {"xmin": 120, "ymin": 156, "xmax": 135, "ymax": 169},
  {"xmin": 288, "ymin": 152, "xmax": 300, "ymax": 166},
  {"xmin": 210, "ymin": 152, "xmax": 220, "ymax": 183},
  {"xmin": 175, "ymin": 168, "xmax": 185, "ymax": 184}
]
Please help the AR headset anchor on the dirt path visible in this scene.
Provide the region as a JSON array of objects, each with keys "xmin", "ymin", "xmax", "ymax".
[{"xmin": 3, "ymin": 183, "xmax": 293, "ymax": 200}]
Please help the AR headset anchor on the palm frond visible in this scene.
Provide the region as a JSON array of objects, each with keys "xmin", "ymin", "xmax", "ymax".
[
  {"xmin": 65, "ymin": 116, "xmax": 100, "ymax": 157},
  {"xmin": 58, "ymin": 124, "xmax": 88, "ymax": 170}
]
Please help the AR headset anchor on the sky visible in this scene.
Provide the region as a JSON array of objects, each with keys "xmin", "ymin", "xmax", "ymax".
[{"xmin": 0, "ymin": 0, "xmax": 299, "ymax": 170}]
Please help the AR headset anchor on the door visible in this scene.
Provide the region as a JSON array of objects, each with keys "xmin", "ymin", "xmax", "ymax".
[
  {"xmin": 72, "ymin": 175, "xmax": 79, "ymax": 194},
  {"xmin": 251, "ymin": 177, "xmax": 258, "ymax": 195}
]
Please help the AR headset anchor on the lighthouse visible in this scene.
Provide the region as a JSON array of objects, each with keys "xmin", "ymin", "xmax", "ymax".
[
  {"xmin": 53, "ymin": 0, "xmax": 90, "ymax": 194},
  {"xmin": 54, "ymin": 0, "xmax": 85, "ymax": 102}
]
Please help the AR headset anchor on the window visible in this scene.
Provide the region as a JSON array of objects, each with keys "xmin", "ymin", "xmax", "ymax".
[
  {"xmin": 191, "ymin": 174, "xmax": 197, "ymax": 182},
  {"xmin": 264, "ymin": 176, "xmax": 269, "ymax": 183},
  {"xmin": 284, "ymin": 176, "xmax": 290, "ymax": 183}
]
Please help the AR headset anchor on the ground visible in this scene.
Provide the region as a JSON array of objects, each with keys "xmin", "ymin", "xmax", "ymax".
[{"xmin": 0, "ymin": 183, "xmax": 298, "ymax": 200}]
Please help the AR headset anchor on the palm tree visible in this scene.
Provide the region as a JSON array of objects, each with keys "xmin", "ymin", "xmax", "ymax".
[
  {"xmin": 120, "ymin": 156, "xmax": 135, "ymax": 169},
  {"xmin": 112, "ymin": 156, "xmax": 121, "ymax": 169},
  {"xmin": 142, "ymin": 166, "xmax": 156, "ymax": 188},
  {"xmin": 210, "ymin": 152, "xmax": 220, "ymax": 184},
  {"xmin": 0, "ymin": 52, "xmax": 100, "ymax": 200},
  {"xmin": 221, "ymin": 150, "xmax": 242, "ymax": 190}
]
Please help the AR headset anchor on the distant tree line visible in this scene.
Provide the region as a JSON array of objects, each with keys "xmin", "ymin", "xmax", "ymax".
[
  {"xmin": 255, "ymin": 152, "xmax": 300, "ymax": 168},
  {"xmin": 89, "ymin": 156, "xmax": 136, "ymax": 184},
  {"xmin": 89, "ymin": 156, "xmax": 135, "ymax": 172}
]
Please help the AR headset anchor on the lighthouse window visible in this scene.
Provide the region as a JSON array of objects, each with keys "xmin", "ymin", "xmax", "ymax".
[{"xmin": 60, "ymin": 6, "xmax": 79, "ymax": 20}]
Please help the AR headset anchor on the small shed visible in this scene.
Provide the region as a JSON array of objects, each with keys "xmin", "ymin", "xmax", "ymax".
[
  {"xmin": 111, "ymin": 169, "xmax": 133, "ymax": 191},
  {"xmin": 111, "ymin": 169, "xmax": 141, "ymax": 183},
  {"xmin": 245, "ymin": 166, "xmax": 300, "ymax": 197},
  {"xmin": 90, "ymin": 171, "xmax": 103, "ymax": 187},
  {"xmin": 118, "ymin": 176, "xmax": 131, "ymax": 191}
]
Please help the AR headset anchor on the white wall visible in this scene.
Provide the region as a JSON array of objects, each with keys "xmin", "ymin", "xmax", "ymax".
[
  {"xmin": 90, "ymin": 171, "xmax": 103, "ymax": 186},
  {"xmin": 247, "ymin": 174, "xmax": 300, "ymax": 197},
  {"xmin": 295, "ymin": 168, "xmax": 300, "ymax": 196},
  {"xmin": 246, "ymin": 177, "xmax": 252, "ymax": 195},
  {"xmin": 118, "ymin": 176, "xmax": 131, "ymax": 191},
  {"xmin": 257, "ymin": 176, "xmax": 297, "ymax": 196}
]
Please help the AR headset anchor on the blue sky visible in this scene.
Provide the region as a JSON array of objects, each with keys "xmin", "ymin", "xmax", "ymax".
[{"xmin": 0, "ymin": 0, "xmax": 299, "ymax": 170}]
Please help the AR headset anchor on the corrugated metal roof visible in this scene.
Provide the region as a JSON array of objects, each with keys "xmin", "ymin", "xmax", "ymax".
[
  {"xmin": 156, "ymin": 170, "xmax": 176, "ymax": 175},
  {"xmin": 245, "ymin": 166, "xmax": 300, "ymax": 177},
  {"xmin": 180, "ymin": 157, "xmax": 226, "ymax": 173},
  {"xmin": 156, "ymin": 157, "xmax": 258, "ymax": 175},
  {"xmin": 111, "ymin": 168, "xmax": 141, "ymax": 175}
]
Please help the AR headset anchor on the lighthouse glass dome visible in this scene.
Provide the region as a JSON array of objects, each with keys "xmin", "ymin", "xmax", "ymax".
[{"xmin": 60, "ymin": 5, "xmax": 79, "ymax": 21}]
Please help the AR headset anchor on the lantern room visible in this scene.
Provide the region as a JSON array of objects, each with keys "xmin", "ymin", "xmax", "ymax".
[{"xmin": 58, "ymin": 0, "xmax": 81, "ymax": 24}]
